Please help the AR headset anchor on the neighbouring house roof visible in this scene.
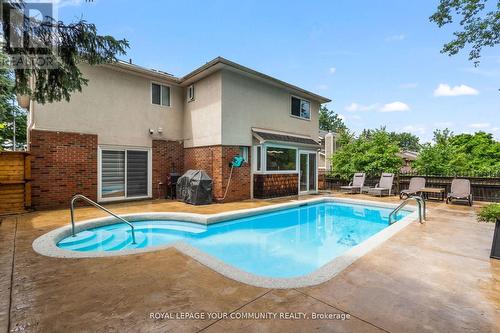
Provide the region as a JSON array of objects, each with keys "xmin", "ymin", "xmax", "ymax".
[
  {"xmin": 106, "ymin": 57, "xmax": 331, "ymax": 104},
  {"xmin": 318, "ymin": 130, "xmax": 337, "ymax": 139},
  {"xmin": 397, "ymin": 150, "xmax": 419, "ymax": 161},
  {"xmin": 252, "ymin": 128, "xmax": 320, "ymax": 147}
]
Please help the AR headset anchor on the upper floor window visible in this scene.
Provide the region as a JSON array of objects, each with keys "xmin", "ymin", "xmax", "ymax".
[
  {"xmin": 187, "ymin": 85, "xmax": 195, "ymax": 102},
  {"xmin": 152, "ymin": 83, "xmax": 170, "ymax": 106},
  {"xmin": 290, "ymin": 96, "xmax": 310, "ymax": 120}
]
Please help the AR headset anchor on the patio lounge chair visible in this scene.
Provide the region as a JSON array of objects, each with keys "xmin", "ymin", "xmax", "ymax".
[
  {"xmin": 400, "ymin": 177, "xmax": 426, "ymax": 199},
  {"xmin": 446, "ymin": 179, "xmax": 473, "ymax": 206},
  {"xmin": 340, "ymin": 173, "xmax": 365, "ymax": 194},
  {"xmin": 367, "ymin": 173, "xmax": 394, "ymax": 196}
]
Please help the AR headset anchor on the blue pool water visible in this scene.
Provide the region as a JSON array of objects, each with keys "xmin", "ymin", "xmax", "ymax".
[{"xmin": 58, "ymin": 202, "xmax": 409, "ymax": 277}]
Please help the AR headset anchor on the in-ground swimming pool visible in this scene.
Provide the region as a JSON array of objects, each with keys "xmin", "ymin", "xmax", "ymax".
[{"xmin": 56, "ymin": 201, "xmax": 410, "ymax": 278}]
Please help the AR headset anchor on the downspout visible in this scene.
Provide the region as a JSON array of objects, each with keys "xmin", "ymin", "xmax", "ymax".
[{"xmin": 26, "ymin": 99, "xmax": 35, "ymax": 149}]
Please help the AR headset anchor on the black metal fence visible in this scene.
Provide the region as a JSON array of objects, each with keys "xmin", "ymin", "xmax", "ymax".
[{"xmin": 324, "ymin": 172, "xmax": 500, "ymax": 202}]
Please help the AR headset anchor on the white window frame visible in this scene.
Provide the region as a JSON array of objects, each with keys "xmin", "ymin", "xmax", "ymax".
[
  {"xmin": 253, "ymin": 143, "xmax": 299, "ymax": 175},
  {"xmin": 298, "ymin": 149, "xmax": 318, "ymax": 194},
  {"xmin": 97, "ymin": 145, "xmax": 152, "ymax": 202},
  {"xmin": 151, "ymin": 82, "xmax": 171, "ymax": 107},
  {"xmin": 290, "ymin": 95, "xmax": 311, "ymax": 121},
  {"xmin": 252, "ymin": 145, "xmax": 263, "ymax": 172},
  {"xmin": 187, "ymin": 84, "xmax": 195, "ymax": 102},
  {"xmin": 239, "ymin": 146, "xmax": 249, "ymax": 162}
]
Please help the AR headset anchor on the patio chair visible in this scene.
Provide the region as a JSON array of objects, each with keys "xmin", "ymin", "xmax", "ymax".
[
  {"xmin": 340, "ymin": 173, "xmax": 366, "ymax": 194},
  {"xmin": 400, "ymin": 177, "xmax": 426, "ymax": 199},
  {"xmin": 367, "ymin": 173, "xmax": 394, "ymax": 196},
  {"xmin": 446, "ymin": 179, "xmax": 473, "ymax": 206}
]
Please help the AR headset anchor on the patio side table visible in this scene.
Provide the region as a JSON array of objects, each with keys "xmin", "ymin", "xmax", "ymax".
[{"xmin": 420, "ymin": 187, "xmax": 446, "ymax": 201}]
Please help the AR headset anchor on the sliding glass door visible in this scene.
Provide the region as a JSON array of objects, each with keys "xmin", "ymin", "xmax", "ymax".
[
  {"xmin": 99, "ymin": 147, "xmax": 151, "ymax": 201},
  {"xmin": 299, "ymin": 151, "xmax": 317, "ymax": 194}
]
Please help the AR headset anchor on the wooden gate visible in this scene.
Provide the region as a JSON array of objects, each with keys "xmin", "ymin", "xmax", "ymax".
[{"xmin": 0, "ymin": 151, "xmax": 31, "ymax": 215}]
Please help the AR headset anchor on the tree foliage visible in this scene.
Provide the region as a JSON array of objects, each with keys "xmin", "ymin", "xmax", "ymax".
[
  {"xmin": 1, "ymin": 0, "xmax": 129, "ymax": 103},
  {"xmin": 0, "ymin": 48, "xmax": 26, "ymax": 150},
  {"xmin": 358, "ymin": 128, "xmax": 421, "ymax": 151},
  {"xmin": 329, "ymin": 128, "xmax": 402, "ymax": 180},
  {"xmin": 319, "ymin": 106, "xmax": 346, "ymax": 133},
  {"xmin": 413, "ymin": 129, "xmax": 500, "ymax": 175},
  {"xmin": 388, "ymin": 131, "xmax": 421, "ymax": 152},
  {"xmin": 430, "ymin": 0, "xmax": 500, "ymax": 65}
]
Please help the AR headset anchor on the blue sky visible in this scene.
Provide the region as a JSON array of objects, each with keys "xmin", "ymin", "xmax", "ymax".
[{"xmin": 55, "ymin": 0, "xmax": 499, "ymax": 142}]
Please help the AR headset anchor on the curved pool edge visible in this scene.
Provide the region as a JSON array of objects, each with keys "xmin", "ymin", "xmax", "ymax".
[{"xmin": 32, "ymin": 196, "xmax": 420, "ymax": 288}]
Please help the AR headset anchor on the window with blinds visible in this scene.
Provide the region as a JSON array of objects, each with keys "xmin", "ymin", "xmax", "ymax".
[
  {"xmin": 100, "ymin": 148, "xmax": 150, "ymax": 200},
  {"xmin": 126, "ymin": 150, "xmax": 148, "ymax": 197},
  {"xmin": 101, "ymin": 150, "xmax": 125, "ymax": 198}
]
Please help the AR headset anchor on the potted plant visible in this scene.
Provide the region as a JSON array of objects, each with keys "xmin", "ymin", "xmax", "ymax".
[{"xmin": 478, "ymin": 203, "xmax": 500, "ymax": 259}]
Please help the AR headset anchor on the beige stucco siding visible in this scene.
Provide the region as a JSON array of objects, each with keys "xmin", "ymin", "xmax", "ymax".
[
  {"xmin": 220, "ymin": 70, "xmax": 320, "ymax": 146},
  {"xmin": 32, "ymin": 64, "xmax": 184, "ymax": 147},
  {"xmin": 182, "ymin": 71, "xmax": 222, "ymax": 148}
]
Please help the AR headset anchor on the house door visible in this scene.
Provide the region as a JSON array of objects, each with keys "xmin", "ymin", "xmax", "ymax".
[{"xmin": 299, "ymin": 151, "xmax": 317, "ymax": 194}]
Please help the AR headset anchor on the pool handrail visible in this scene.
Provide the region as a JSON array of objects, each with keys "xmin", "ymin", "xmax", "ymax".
[
  {"xmin": 389, "ymin": 195, "xmax": 426, "ymax": 225},
  {"xmin": 70, "ymin": 194, "xmax": 137, "ymax": 244}
]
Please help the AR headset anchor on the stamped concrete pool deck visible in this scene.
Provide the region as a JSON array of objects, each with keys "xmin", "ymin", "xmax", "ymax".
[{"xmin": 1, "ymin": 194, "xmax": 499, "ymax": 332}]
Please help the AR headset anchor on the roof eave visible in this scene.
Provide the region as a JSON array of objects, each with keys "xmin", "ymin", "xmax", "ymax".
[{"xmin": 181, "ymin": 57, "xmax": 331, "ymax": 104}]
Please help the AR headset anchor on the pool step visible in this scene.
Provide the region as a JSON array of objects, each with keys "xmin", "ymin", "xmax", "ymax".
[
  {"xmin": 128, "ymin": 232, "xmax": 149, "ymax": 249},
  {"xmin": 60, "ymin": 230, "xmax": 115, "ymax": 251},
  {"xmin": 105, "ymin": 231, "xmax": 146, "ymax": 251},
  {"xmin": 58, "ymin": 230, "xmax": 96, "ymax": 247}
]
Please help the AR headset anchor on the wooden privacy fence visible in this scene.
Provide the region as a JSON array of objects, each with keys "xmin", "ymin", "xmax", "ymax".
[
  {"xmin": 324, "ymin": 172, "xmax": 500, "ymax": 202},
  {"xmin": 0, "ymin": 151, "xmax": 31, "ymax": 215}
]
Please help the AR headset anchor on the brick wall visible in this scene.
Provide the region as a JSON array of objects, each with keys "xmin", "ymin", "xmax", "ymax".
[
  {"xmin": 152, "ymin": 140, "xmax": 184, "ymax": 199},
  {"xmin": 253, "ymin": 173, "xmax": 298, "ymax": 199},
  {"xmin": 30, "ymin": 129, "xmax": 98, "ymax": 210},
  {"xmin": 184, "ymin": 145, "xmax": 251, "ymax": 202}
]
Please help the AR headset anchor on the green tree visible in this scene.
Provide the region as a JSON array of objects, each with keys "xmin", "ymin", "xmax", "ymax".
[
  {"xmin": 413, "ymin": 129, "xmax": 456, "ymax": 174},
  {"xmin": 413, "ymin": 129, "xmax": 500, "ymax": 175},
  {"xmin": 1, "ymin": 1, "xmax": 129, "ymax": 103},
  {"xmin": 319, "ymin": 105, "xmax": 346, "ymax": 133},
  {"xmin": 330, "ymin": 128, "xmax": 402, "ymax": 180},
  {"xmin": 430, "ymin": 0, "xmax": 500, "ymax": 66},
  {"xmin": 0, "ymin": 49, "xmax": 26, "ymax": 149},
  {"xmin": 388, "ymin": 131, "xmax": 421, "ymax": 152}
]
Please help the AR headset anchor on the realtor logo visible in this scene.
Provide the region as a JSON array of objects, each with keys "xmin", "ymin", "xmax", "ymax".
[{"xmin": 1, "ymin": 1, "xmax": 58, "ymax": 68}]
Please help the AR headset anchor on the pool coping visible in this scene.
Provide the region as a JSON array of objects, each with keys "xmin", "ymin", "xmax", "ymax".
[{"xmin": 32, "ymin": 196, "xmax": 420, "ymax": 288}]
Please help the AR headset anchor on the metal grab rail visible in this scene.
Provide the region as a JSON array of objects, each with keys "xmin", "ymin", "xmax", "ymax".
[
  {"xmin": 70, "ymin": 194, "xmax": 136, "ymax": 244},
  {"xmin": 389, "ymin": 195, "xmax": 426, "ymax": 225}
]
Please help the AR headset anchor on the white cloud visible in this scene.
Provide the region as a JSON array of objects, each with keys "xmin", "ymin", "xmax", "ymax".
[
  {"xmin": 316, "ymin": 84, "xmax": 328, "ymax": 90},
  {"xmin": 400, "ymin": 82, "xmax": 418, "ymax": 89},
  {"xmin": 462, "ymin": 67, "xmax": 500, "ymax": 77},
  {"xmin": 345, "ymin": 102, "xmax": 378, "ymax": 112},
  {"xmin": 337, "ymin": 113, "xmax": 346, "ymax": 121},
  {"xmin": 402, "ymin": 125, "xmax": 426, "ymax": 135},
  {"xmin": 385, "ymin": 34, "xmax": 406, "ymax": 42},
  {"xmin": 434, "ymin": 121, "xmax": 454, "ymax": 128},
  {"xmin": 469, "ymin": 123, "xmax": 490, "ymax": 129},
  {"xmin": 433, "ymin": 83, "xmax": 479, "ymax": 97},
  {"xmin": 379, "ymin": 101, "xmax": 410, "ymax": 112},
  {"xmin": 52, "ymin": 0, "xmax": 84, "ymax": 8},
  {"xmin": 328, "ymin": 67, "xmax": 337, "ymax": 74}
]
